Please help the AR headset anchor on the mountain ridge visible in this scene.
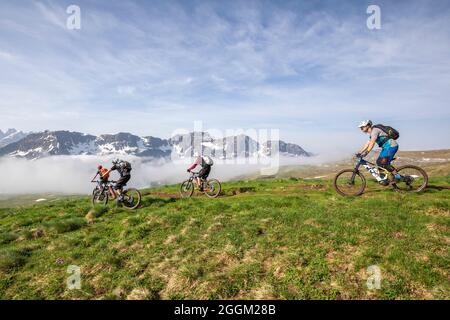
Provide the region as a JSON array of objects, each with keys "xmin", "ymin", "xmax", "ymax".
[
  {"xmin": 0, "ymin": 129, "xmax": 311, "ymax": 160},
  {"xmin": 0, "ymin": 129, "xmax": 28, "ymax": 148}
]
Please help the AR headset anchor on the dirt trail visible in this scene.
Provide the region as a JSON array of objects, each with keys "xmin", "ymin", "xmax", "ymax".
[
  {"xmin": 142, "ymin": 192, "xmax": 180, "ymax": 199},
  {"xmin": 427, "ymin": 185, "xmax": 450, "ymax": 190},
  {"xmin": 141, "ymin": 182, "xmax": 330, "ymax": 200},
  {"xmin": 140, "ymin": 182, "xmax": 448, "ymax": 200}
]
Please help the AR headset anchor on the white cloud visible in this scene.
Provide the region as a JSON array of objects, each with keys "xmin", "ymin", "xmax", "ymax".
[
  {"xmin": 0, "ymin": 50, "xmax": 15, "ymax": 61},
  {"xmin": 0, "ymin": 154, "xmax": 336, "ymax": 195},
  {"xmin": 117, "ymin": 85, "xmax": 136, "ymax": 96}
]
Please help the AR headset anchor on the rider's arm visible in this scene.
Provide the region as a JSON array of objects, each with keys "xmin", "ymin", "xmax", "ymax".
[
  {"xmin": 365, "ymin": 140, "xmax": 376, "ymax": 153},
  {"xmin": 91, "ymin": 172, "xmax": 99, "ymax": 182},
  {"xmin": 104, "ymin": 165, "xmax": 116, "ymax": 176},
  {"xmin": 358, "ymin": 140, "xmax": 370, "ymax": 154},
  {"xmin": 359, "ymin": 140, "xmax": 376, "ymax": 155},
  {"xmin": 360, "ymin": 131, "xmax": 378, "ymax": 154},
  {"xmin": 187, "ymin": 157, "xmax": 200, "ymax": 171},
  {"xmin": 365, "ymin": 134, "xmax": 378, "ymax": 153}
]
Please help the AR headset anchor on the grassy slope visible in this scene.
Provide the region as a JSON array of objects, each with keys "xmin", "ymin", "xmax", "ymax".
[{"xmin": 0, "ymin": 177, "xmax": 449, "ymax": 300}]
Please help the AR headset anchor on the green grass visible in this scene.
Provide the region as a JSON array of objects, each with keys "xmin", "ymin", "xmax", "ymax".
[{"xmin": 0, "ymin": 177, "xmax": 449, "ymax": 300}]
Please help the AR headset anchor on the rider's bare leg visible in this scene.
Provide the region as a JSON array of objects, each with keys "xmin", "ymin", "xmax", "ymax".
[
  {"xmin": 116, "ymin": 188, "xmax": 124, "ymax": 201},
  {"xmin": 109, "ymin": 185, "xmax": 116, "ymax": 199},
  {"xmin": 377, "ymin": 157, "xmax": 403, "ymax": 183}
]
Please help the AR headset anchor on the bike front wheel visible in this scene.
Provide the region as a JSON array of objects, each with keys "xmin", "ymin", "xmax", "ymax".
[
  {"xmin": 180, "ymin": 180, "xmax": 194, "ymax": 198},
  {"xmin": 392, "ymin": 165, "xmax": 428, "ymax": 193},
  {"xmin": 92, "ymin": 189, "xmax": 108, "ymax": 206},
  {"xmin": 204, "ymin": 179, "xmax": 222, "ymax": 198},
  {"xmin": 333, "ymin": 169, "xmax": 366, "ymax": 196},
  {"xmin": 121, "ymin": 188, "xmax": 141, "ymax": 210}
]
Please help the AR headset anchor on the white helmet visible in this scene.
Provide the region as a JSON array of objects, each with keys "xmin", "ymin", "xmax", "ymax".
[
  {"xmin": 193, "ymin": 151, "xmax": 200, "ymax": 157},
  {"xmin": 358, "ymin": 120, "xmax": 372, "ymax": 128}
]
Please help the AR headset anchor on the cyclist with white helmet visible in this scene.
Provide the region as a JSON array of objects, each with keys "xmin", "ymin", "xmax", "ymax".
[
  {"xmin": 357, "ymin": 120, "xmax": 402, "ymax": 185},
  {"xmin": 187, "ymin": 151, "xmax": 213, "ymax": 191}
]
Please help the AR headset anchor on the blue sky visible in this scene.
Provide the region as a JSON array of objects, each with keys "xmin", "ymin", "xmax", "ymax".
[{"xmin": 0, "ymin": 0, "xmax": 449, "ymax": 153}]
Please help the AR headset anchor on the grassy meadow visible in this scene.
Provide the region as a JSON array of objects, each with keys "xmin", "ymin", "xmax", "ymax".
[{"xmin": 0, "ymin": 176, "xmax": 449, "ymax": 300}]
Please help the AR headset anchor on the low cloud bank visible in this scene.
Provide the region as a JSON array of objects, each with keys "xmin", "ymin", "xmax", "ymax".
[{"xmin": 0, "ymin": 153, "xmax": 346, "ymax": 195}]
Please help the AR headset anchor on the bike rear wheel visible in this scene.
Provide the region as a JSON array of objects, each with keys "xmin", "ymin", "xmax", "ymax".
[
  {"xmin": 204, "ymin": 179, "xmax": 221, "ymax": 198},
  {"xmin": 180, "ymin": 180, "xmax": 194, "ymax": 198},
  {"xmin": 92, "ymin": 189, "xmax": 108, "ymax": 206},
  {"xmin": 333, "ymin": 169, "xmax": 366, "ymax": 196},
  {"xmin": 121, "ymin": 188, "xmax": 141, "ymax": 209},
  {"xmin": 392, "ymin": 165, "xmax": 428, "ymax": 193}
]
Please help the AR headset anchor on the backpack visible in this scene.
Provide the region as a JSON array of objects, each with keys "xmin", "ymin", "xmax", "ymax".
[
  {"xmin": 122, "ymin": 161, "xmax": 131, "ymax": 171},
  {"xmin": 202, "ymin": 156, "xmax": 214, "ymax": 166},
  {"xmin": 120, "ymin": 160, "xmax": 132, "ymax": 172},
  {"xmin": 373, "ymin": 124, "xmax": 400, "ymax": 141}
]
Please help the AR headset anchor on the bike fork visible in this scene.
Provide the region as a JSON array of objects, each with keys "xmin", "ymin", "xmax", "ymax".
[{"xmin": 349, "ymin": 163, "xmax": 362, "ymax": 183}]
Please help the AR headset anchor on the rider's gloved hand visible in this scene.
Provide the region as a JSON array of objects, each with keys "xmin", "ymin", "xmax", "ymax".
[
  {"xmin": 187, "ymin": 169, "xmax": 191, "ymax": 173},
  {"xmin": 356, "ymin": 152, "xmax": 368, "ymax": 158}
]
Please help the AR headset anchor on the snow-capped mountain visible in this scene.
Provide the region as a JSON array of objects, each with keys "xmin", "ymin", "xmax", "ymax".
[
  {"xmin": 0, "ymin": 130, "xmax": 311, "ymax": 160},
  {"xmin": 262, "ymin": 140, "xmax": 310, "ymax": 157},
  {"xmin": 0, "ymin": 129, "xmax": 28, "ymax": 148}
]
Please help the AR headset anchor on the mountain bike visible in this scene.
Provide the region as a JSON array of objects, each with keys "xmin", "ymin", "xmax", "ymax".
[
  {"xmin": 91, "ymin": 180, "xmax": 142, "ymax": 209},
  {"xmin": 180, "ymin": 172, "xmax": 222, "ymax": 198},
  {"xmin": 333, "ymin": 155, "xmax": 428, "ymax": 196}
]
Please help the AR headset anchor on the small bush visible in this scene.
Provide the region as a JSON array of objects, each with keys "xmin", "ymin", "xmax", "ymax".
[
  {"xmin": 0, "ymin": 248, "xmax": 31, "ymax": 272},
  {"xmin": 13, "ymin": 219, "xmax": 34, "ymax": 228},
  {"xmin": 0, "ymin": 233, "xmax": 18, "ymax": 244},
  {"xmin": 21, "ymin": 230, "xmax": 34, "ymax": 240},
  {"xmin": 45, "ymin": 218, "xmax": 86, "ymax": 234},
  {"xmin": 90, "ymin": 206, "xmax": 108, "ymax": 218}
]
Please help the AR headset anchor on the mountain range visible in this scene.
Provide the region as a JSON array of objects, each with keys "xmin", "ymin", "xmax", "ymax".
[
  {"xmin": 0, "ymin": 129, "xmax": 311, "ymax": 160},
  {"xmin": 0, "ymin": 129, "xmax": 28, "ymax": 148}
]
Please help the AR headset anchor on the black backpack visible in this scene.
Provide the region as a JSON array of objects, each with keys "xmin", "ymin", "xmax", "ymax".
[
  {"xmin": 122, "ymin": 161, "xmax": 132, "ymax": 171},
  {"xmin": 373, "ymin": 124, "xmax": 400, "ymax": 141},
  {"xmin": 118, "ymin": 160, "xmax": 132, "ymax": 173}
]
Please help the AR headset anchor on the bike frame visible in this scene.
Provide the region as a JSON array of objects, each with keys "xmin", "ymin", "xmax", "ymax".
[
  {"xmin": 351, "ymin": 157, "xmax": 391, "ymax": 183},
  {"xmin": 188, "ymin": 172, "xmax": 205, "ymax": 188},
  {"xmin": 94, "ymin": 180, "xmax": 117, "ymax": 197}
]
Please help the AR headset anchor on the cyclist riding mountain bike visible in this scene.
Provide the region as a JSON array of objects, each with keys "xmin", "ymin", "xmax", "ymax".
[
  {"xmin": 103, "ymin": 159, "xmax": 132, "ymax": 200},
  {"xmin": 357, "ymin": 120, "xmax": 402, "ymax": 185},
  {"xmin": 187, "ymin": 152, "xmax": 213, "ymax": 191}
]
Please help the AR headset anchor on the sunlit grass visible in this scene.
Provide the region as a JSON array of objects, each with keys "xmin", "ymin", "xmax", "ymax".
[{"xmin": 0, "ymin": 177, "xmax": 449, "ymax": 299}]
